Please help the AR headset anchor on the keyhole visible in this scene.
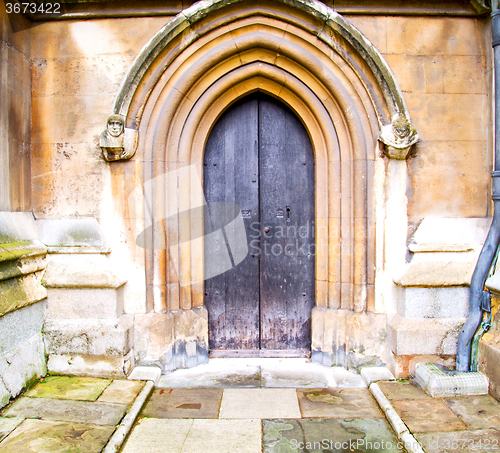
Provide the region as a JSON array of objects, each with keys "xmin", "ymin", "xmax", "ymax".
[{"xmin": 286, "ymin": 206, "xmax": 291, "ymax": 222}]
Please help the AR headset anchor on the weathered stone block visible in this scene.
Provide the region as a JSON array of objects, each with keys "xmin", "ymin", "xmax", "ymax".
[
  {"xmin": 37, "ymin": 218, "xmax": 104, "ymax": 247},
  {"xmin": 346, "ymin": 312, "xmax": 387, "ymax": 369},
  {"xmin": 397, "ymin": 286, "xmax": 469, "ymax": 319},
  {"xmin": 43, "ymin": 254, "xmax": 126, "ymax": 289},
  {"xmin": 387, "ymin": 314, "xmax": 465, "ymax": 356},
  {"xmin": 0, "ymin": 378, "xmax": 11, "ymax": 409},
  {"xmin": 0, "ymin": 212, "xmax": 38, "ymax": 243},
  {"xmin": 0, "ymin": 300, "xmax": 46, "ymax": 356},
  {"xmin": 0, "ymin": 334, "xmax": 46, "ymax": 400},
  {"xmin": 44, "ymin": 315, "xmax": 133, "ymax": 356},
  {"xmin": 173, "ymin": 308, "xmax": 209, "ymax": 370},
  {"xmin": 134, "ymin": 312, "xmax": 175, "ymax": 370},
  {"xmin": 46, "ymin": 287, "xmax": 124, "ymax": 319},
  {"xmin": 479, "ymin": 329, "xmax": 500, "ymax": 401},
  {"xmin": 386, "ymin": 16, "xmax": 486, "ymax": 56},
  {"xmin": 47, "ymin": 353, "xmax": 134, "ymax": 379},
  {"xmin": 0, "ymin": 272, "xmax": 47, "ymax": 317},
  {"xmin": 311, "ymin": 307, "xmax": 348, "ymax": 367}
]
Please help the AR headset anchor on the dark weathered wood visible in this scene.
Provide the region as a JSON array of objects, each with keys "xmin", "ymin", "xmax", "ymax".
[
  {"xmin": 204, "ymin": 97, "xmax": 260, "ymax": 350},
  {"xmin": 210, "ymin": 349, "xmax": 310, "ymax": 358},
  {"xmin": 259, "ymin": 96, "xmax": 315, "ymax": 350},
  {"xmin": 204, "ymin": 93, "xmax": 315, "ymax": 353}
]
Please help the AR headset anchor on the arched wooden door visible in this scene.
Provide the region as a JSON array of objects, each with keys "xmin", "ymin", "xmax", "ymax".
[{"xmin": 204, "ymin": 93, "xmax": 315, "ymax": 356}]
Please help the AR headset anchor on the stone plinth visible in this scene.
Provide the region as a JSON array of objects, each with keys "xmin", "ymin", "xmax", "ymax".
[
  {"xmin": 0, "ymin": 212, "xmax": 48, "ymax": 409},
  {"xmin": 40, "ymin": 218, "xmax": 131, "ymax": 378},
  {"xmin": 311, "ymin": 307, "xmax": 387, "ymax": 370},
  {"xmin": 134, "ymin": 308, "xmax": 208, "ymax": 372},
  {"xmin": 390, "ymin": 217, "xmax": 490, "ymax": 378}
]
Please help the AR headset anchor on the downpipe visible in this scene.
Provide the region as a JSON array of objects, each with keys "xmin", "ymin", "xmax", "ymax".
[{"xmin": 456, "ymin": 8, "xmax": 500, "ymax": 372}]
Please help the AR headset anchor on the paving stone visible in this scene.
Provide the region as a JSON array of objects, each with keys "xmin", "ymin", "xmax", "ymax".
[
  {"xmin": 25, "ymin": 375, "xmax": 111, "ymax": 401},
  {"xmin": 121, "ymin": 418, "xmax": 262, "ymax": 453},
  {"xmin": 415, "ymin": 429, "xmax": 500, "ymax": 453},
  {"xmin": 377, "ymin": 381, "xmax": 431, "ymax": 400},
  {"xmin": 141, "ymin": 389, "xmax": 223, "ymax": 419},
  {"xmin": 2, "ymin": 397, "xmax": 127, "ymax": 426},
  {"xmin": 98, "ymin": 379, "xmax": 144, "ymax": 405},
  {"xmin": 444, "ymin": 395, "xmax": 500, "ymax": 429},
  {"xmin": 0, "ymin": 417, "xmax": 23, "ymax": 442},
  {"xmin": 180, "ymin": 419, "xmax": 261, "ymax": 453},
  {"xmin": 297, "ymin": 388, "xmax": 383, "ymax": 418},
  {"xmin": 330, "ymin": 367, "xmax": 367, "ymax": 388},
  {"xmin": 219, "ymin": 389, "xmax": 301, "ymax": 419},
  {"xmin": 263, "ymin": 418, "xmax": 403, "ymax": 453},
  {"xmin": 128, "ymin": 366, "xmax": 161, "ymax": 385},
  {"xmin": 0, "ymin": 419, "xmax": 114, "ymax": 453},
  {"xmin": 261, "ymin": 359, "xmax": 336, "ymax": 388},
  {"xmin": 392, "ymin": 398, "xmax": 468, "ymax": 433},
  {"xmin": 157, "ymin": 360, "xmax": 261, "ymax": 389},
  {"xmin": 361, "ymin": 367, "xmax": 395, "ymax": 385}
]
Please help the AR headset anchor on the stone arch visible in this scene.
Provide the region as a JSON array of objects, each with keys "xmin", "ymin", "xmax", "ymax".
[{"xmin": 118, "ymin": 0, "xmax": 414, "ymax": 367}]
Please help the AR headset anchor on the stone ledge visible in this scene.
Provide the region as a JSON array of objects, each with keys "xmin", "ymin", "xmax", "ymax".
[
  {"xmin": 387, "ymin": 314, "xmax": 465, "ymax": 356},
  {"xmin": 0, "ymin": 272, "xmax": 47, "ymax": 317},
  {"xmin": 43, "ymin": 315, "xmax": 133, "ymax": 356},
  {"xmin": 42, "ymin": 255, "xmax": 127, "ymax": 289},
  {"xmin": 0, "ymin": 334, "xmax": 47, "ymax": 408},
  {"xmin": 46, "ymin": 353, "xmax": 134, "ymax": 379},
  {"xmin": 47, "ymin": 246, "xmax": 112, "ymax": 255},
  {"xmin": 0, "ymin": 252, "xmax": 47, "ymax": 283},
  {"xmin": 37, "ymin": 218, "xmax": 105, "ymax": 248}
]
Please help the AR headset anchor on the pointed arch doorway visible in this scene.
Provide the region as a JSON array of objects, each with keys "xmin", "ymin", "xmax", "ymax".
[{"xmin": 204, "ymin": 92, "xmax": 315, "ymax": 357}]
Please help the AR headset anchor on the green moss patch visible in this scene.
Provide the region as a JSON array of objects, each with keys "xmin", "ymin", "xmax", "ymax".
[{"xmin": 25, "ymin": 376, "xmax": 112, "ymax": 402}]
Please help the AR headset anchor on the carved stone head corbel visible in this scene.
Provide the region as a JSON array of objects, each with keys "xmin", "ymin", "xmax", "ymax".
[
  {"xmin": 378, "ymin": 113, "xmax": 419, "ymax": 160},
  {"xmin": 100, "ymin": 114, "xmax": 138, "ymax": 162}
]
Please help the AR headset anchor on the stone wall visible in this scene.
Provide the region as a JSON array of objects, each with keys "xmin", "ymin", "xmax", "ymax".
[
  {"xmin": 0, "ymin": 213, "xmax": 47, "ymax": 409},
  {"xmin": 0, "ymin": 5, "xmax": 32, "ymax": 211},
  {"xmin": 18, "ymin": 2, "xmax": 494, "ymax": 375},
  {"xmin": 347, "ymin": 14, "xmax": 491, "ymax": 223}
]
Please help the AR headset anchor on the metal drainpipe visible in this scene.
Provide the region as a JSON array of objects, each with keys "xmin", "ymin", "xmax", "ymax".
[{"xmin": 456, "ymin": 7, "xmax": 500, "ymax": 372}]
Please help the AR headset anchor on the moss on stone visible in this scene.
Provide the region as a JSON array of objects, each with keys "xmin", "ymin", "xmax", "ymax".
[{"xmin": 26, "ymin": 376, "xmax": 112, "ymax": 402}]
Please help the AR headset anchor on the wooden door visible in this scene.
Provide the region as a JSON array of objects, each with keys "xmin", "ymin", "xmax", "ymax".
[{"xmin": 204, "ymin": 93, "xmax": 315, "ymax": 355}]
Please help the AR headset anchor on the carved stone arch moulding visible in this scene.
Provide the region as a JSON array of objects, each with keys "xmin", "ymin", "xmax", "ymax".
[{"xmin": 112, "ymin": 0, "xmax": 417, "ymax": 367}]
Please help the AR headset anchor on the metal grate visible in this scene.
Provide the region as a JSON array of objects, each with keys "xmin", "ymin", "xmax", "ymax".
[{"xmin": 413, "ymin": 363, "xmax": 489, "ymax": 398}]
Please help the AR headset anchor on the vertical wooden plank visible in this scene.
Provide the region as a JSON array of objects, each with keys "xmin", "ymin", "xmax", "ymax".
[
  {"xmin": 204, "ymin": 96, "xmax": 260, "ymax": 350},
  {"xmin": 259, "ymin": 95, "xmax": 315, "ymax": 350}
]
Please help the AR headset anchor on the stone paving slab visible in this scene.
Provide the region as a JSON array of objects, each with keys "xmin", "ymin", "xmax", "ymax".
[
  {"xmin": 0, "ymin": 419, "xmax": 114, "ymax": 453},
  {"xmin": 415, "ymin": 428, "xmax": 500, "ymax": 453},
  {"xmin": 219, "ymin": 389, "xmax": 301, "ymax": 419},
  {"xmin": 157, "ymin": 361, "xmax": 262, "ymax": 389},
  {"xmin": 98, "ymin": 379, "xmax": 145, "ymax": 405},
  {"xmin": 0, "ymin": 417, "xmax": 24, "ymax": 442},
  {"xmin": 297, "ymin": 388, "xmax": 384, "ymax": 418},
  {"xmin": 391, "ymin": 398, "xmax": 468, "ymax": 433},
  {"xmin": 263, "ymin": 418, "xmax": 404, "ymax": 453},
  {"xmin": 377, "ymin": 381, "xmax": 430, "ymax": 401},
  {"xmin": 121, "ymin": 418, "xmax": 262, "ymax": 453},
  {"xmin": 142, "ymin": 389, "xmax": 223, "ymax": 419},
  {"xmin": 2, "ymin": 396, "xmax": 127, "ymax": 426},
  {"xmin": 25, "ymin": 376, "xmax": 111, "ymax": 401},
  {"xmin": 444, "ymin": 395, "xmax": 500, "ymax": 429},
  {"xmin": 260, "ymin": 359, "xmax": 337, "ymax": 388}
]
